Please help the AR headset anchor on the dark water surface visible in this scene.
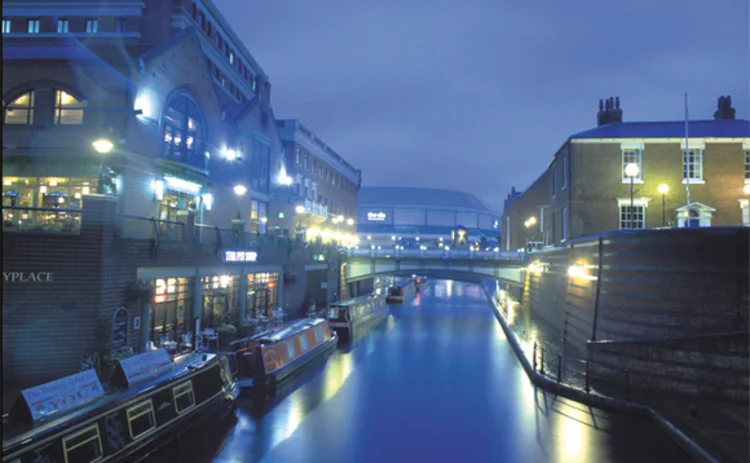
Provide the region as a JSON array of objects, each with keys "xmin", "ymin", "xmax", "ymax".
[{"xmin": 181, "ymin": 280, "xmax": 689, "ymax": 463}]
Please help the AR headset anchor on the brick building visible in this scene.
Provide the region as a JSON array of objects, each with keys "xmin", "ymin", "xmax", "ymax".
[
  {"xmin": 502, "ymin": 96, "xmax": 750, "ymax": 251},
  {"xmin": 1, "ymin": 0, "xmax": 344, "ymax": 387}
]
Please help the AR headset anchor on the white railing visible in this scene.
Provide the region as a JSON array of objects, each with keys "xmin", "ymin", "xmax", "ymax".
[{"xmin": 346, "ymin": 247, "xmax": 525, "ymax": 261}]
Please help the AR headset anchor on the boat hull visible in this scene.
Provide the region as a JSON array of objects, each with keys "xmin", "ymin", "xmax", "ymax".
[{"xmin": 331, "ymin": 306, "xmax": 388, "ymax": 342}]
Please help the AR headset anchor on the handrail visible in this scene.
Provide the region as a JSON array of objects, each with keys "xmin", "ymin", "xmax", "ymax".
[
  {"xmin": 3, "ymin": 205, "xmax": 82, "ymax": 214},
  {"xmin": 588, "ymin": 330, "xmax": 749, "ymax": 345},
  {"xmin": 115, "ymin": 214, "xmax": 183, "ymax": 226}
]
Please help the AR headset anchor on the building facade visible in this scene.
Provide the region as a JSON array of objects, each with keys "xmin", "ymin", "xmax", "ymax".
[
  {"xmin": 502, "ymin": 96, "xmax": 750, "ymax": 252},
  {"xmin": 276, "ymin": 119, "xmax": 361, "ymax": 240},
  {"xmin": 357, "ymin": 186, "xmax": 501, "ymax": 246},
  {"xmin": 1, "ymin": 0, "xmax": 342, "ymax": 387}
]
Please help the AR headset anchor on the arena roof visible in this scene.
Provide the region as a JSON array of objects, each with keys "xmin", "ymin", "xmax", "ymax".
[{"xmin": 358, "ymin": 187, "xmax": 495, "ymax": 213}]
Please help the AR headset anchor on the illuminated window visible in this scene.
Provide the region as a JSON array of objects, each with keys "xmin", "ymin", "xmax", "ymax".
[
  {"xmin": 57, "ymin": 19, "xmax": 69, "ymax": 33},
  {"xmin": 4, "ymin": 91, "xmax": 35, "ymax": 125},
  {"xmin": 85, "ymin": 18, "xmax": 98, "ymax": 33},
  {"xmin": 229, "ymin": 50, "xmax": 235, "ymax": 65},
  {"xmin": 2, "ymin": 19, "xmax": 11, "ymax": 34},
  {"xmin": 173, "ymin": 382, "xmax": 196, "ymax": 414},
  {"xmin": 54, "ymin": 90, "xmax": 83, "ymax": 125},
  {"xmin": 162, "ymin": 95, "xmax": 205, "ymax": 168},
  {"xmin": 62, "ymin": 425, "xmax": 103, "ymax": 463},
  {"xmin": 126, "ymin": 400, "xmax": 156, "ymax": 439},
  {"xmin": 683, "ymin": 149, "xmax": 703, "ymax": 181},
  {"xmin": 27, "ymin": 19, "xmax": 39, "ymax": 34}
]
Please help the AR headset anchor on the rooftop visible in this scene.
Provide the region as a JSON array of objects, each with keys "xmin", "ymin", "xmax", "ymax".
[
  {"xmin": 358, "ymin": 187, "xmax": 495, "ymax": 213},
  {"xmin": 571, "ymin": 119, "xmax": 750, "ymax": 139}
]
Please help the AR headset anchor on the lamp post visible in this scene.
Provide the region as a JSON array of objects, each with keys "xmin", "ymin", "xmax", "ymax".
[
  {"xmin": 625, "ymin": 163, "xmax": 640, "ymax": 229},
  {"xmin": 92, "ymin": 139, "xmax": 114, "ymax": 194},
  {"xmin": 658, "ymin": 184, "xmax": 669, "ymax": 227},
  {"xmin": 524, "ymin": 216, "xmax": 537, "ymax": 251},
  {"xmin": 233, "ymin": 184, "xmax": 247, "ymax": 219}
]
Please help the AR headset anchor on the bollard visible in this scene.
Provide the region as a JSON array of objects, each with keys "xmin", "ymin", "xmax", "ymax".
[
  {"xmin": 539, "ymin": 348, "xmax": 545, "ymax": 375},
  {"xmin": 532, "ymin": 342, "xmax": 537, "ymax": 371},
  {"xmin": 584, "ymin": 361, "xmax": 591, "ymax": 393},
  {"xmin": 557, "ymin": 354, "xmax": 562, "ymax": 383}
]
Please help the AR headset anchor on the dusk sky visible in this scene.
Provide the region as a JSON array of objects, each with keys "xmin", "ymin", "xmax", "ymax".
[{"xmin": 214, "ymin": 0, "xmax": 749, "ymax": 213}]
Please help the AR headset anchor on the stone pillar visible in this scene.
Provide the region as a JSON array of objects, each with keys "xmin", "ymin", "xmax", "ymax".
[
  {"xmin": 176, "ymin": 210, "xmax": 196, "ymax": 242},
  {"xmin": 81, "ymin": 194, "xmax": 118, "ymax": 237},
  {"xmin": 238, "ymin": 270, "xmax": 247, "ymax": 320}
]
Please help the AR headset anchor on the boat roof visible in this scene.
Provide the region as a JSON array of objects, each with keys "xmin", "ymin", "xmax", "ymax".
[
  {"xmin": 2, "ymin": 352, "xmax": 220, "ymax": 448},
  {"xmin": 255, "ymin": 318, "xmax": 327, "ymax": 344}
]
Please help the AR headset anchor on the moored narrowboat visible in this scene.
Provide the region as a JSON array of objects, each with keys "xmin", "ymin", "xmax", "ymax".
[
  {"xmin": 386, "ymin": 279, "xmax": 417, "ymax": 304},
  {"xmin": 414, "ymin": 276, "xmax": 428, "ymax": 293},
  {"xmin": 2, "ymin": 349, "xmax": 238, "ymax": 463},
  {"xmin": 226, "ymin": 318, "xmax": 338, "ymax": 393},
  {"xmin": 327, "ymin": 293, "xmax": 388, "ymax": 341}
]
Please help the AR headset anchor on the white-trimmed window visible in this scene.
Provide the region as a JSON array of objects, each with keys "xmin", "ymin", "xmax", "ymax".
[
  {"xmin": 622, "ymin": 149, "xmax": 642, "ymax": 181},
  {"xmin": 85, "ymin": 18, "xmax": 98, "ymax": 33},
  {"xmin": 2, "ymin": 19, "xmax": 11, "ymax": 34},
  {"xmin": 617, "ymin": 198, "xmax": 648, "ymax": 230},
  {"xmin": 57, "ymin": 19, "xmax": 69, "ymax": 33},
  {"xmin": 739, "ymin": 200, "xmax": 749, "ymax": 226},
  {"xmin": 27, "ymin": 19, "xmax": 40, "ymax": 34},
  {"xmin": 126, "ymin": 400, "xmax": 156, "ymax": 439},
  {"xmin": 682, "ymin": 142, "xmax": 704, "ymax": 182}
]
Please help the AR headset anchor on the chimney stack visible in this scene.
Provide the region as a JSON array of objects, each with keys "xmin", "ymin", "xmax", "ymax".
[
  {"xmin": 597, "ymin": 96, "xmax": 623, "ymax": 126},
  {"xmin": 713, "ymin": 95, "xmax": 736, "ymax": 120}
]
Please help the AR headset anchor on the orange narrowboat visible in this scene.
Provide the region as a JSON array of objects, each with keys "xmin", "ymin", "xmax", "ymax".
[{"xmin": 226, "ymin": 318, "xmax": 338, "ymax": 392}]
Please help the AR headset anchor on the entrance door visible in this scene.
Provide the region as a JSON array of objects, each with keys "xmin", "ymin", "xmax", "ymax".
[{"xmin": 203, "ymin": 294, "xmax": 227, "ymax": 327}]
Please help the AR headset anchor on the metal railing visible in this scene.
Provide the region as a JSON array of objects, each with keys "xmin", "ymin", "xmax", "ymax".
[
  {"xmin": 115, "ymin": 214, "xmax": 185, "ymax": 242},
  {"xmin": 2, "ymin": 205, "xmax": 82, "ymax": 234},
  {"xmin": 531, "ymin": 341, "xmax": 631, "ymax": 401},
  {"xmin": 347, "ymin": 247, "xmax": 525, "ymax": 261}
]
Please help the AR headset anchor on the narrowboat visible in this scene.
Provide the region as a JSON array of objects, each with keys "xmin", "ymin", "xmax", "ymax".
[
  {"xmin": 2, "ymin": 349, "xmax": 238, "ymax": 463},
  {"xmin": 386, "ymin": 279, "xmax": 417, "ymax": 304},
  {"xmin": 327, "ymin": 293, "xmax": 388, "ymax": 341},
  {"xmin": 226, "ymin": 318, "xmax": 338, "ymax": 393},
  {"xmin": 414, "ymin": 276, "xmax": 429, "ymax": 293}
]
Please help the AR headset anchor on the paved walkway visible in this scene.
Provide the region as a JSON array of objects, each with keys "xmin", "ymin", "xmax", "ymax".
[{"xmin": 502, "ymin": 299, "xmax": 748, "ymax": 463}]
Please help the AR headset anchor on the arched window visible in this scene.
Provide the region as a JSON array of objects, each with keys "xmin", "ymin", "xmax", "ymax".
[
  {"xmin": 162, "ymin": 94, "xmax": 206, "ymax": 169},
  {"xmin": 54, "ymin": 90, "xmax": 84, "ymax": 125},
  {"xmin": 4, "ymin": 87, "xmax": 84, "ymax": 125},
  {"xmin": 4, "ymin": 91, "xmax": 35, "ymax": 125}
]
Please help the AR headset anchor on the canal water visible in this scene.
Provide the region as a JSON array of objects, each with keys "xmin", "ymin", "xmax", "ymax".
[{"xmin": 181, "ymin": 280, "xmax": 690, "ymax": 463}]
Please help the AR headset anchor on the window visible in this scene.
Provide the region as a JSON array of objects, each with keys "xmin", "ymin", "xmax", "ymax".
[
  {"xmin": 296, "ymin": 148, "xmax": 301, "ymax": 165},
  {"xmin": 126, "ymin": 400, "xmax": 156, "ymax": 439},
  {"xmin": 173, "ymin": 381, "xmax": 196, "ymax": 414},
  {"xmin": 229, "ymin": 50, "xmax": 235, "ymax": 65},
  {"xmin": 683, "ymin": 149, "xmax": 703, "ymax": 181},
  {"xmin": 299, "ymin": 335, "xmax": 308, "ymax": 351},
  {"xmin": 57, "ymin": 19, "xmax": 69, "ymax": 33},
  {"xmin": 4, "ymin": 91, "xmax": 35, "ymax": 125},
  {"xmin": 27, "ymin": 19, "xmax": 40, "ymax": 34},
  {"xmin": 287, "ymin": 340, "xmax": 296, "ymax": 359},
  {"xmin": 740, "ymin": 200, "xmax": 749, "ymax": 226},
  {"xmin": 312, "ymin": 159, "xmax": 317, "ymax": 174},
  {"xmin": 85, "ymin": 19, "xmax": 98, "ymax": 33},
  {"xmin": 54, "ymin": 90, "xmax": 84, "ymax": 124},
  {"xmin": 551, "ymin": 167, "xmax": 557, "ymax": 197},
  {"xmin": 62, "ymin": 425, "xmax": 103, "ymax": 463},
  {"xmin": 115, "ymin": 19, "xmax": 127, "ymax": 32},
  {"xmin": 561, "ymin": 155, "xmax": 567, "ymax": 189},
  {"xmin": 161, "ymin": 95, "xmax": 205, "ymax": 168},
  {"xmin": 622, "ymin": 149, "xmax": 642, "ymax": 181},
  {"xmin": 304, "ymin": 153, "xmax": 309, "ymax": 169},
  {"xmin": 619, "ymin": 204, "xmax": 645, "ymax": 230},
  {"xmin": 745, "ymin": 150, "xmax": 750, "ymax": 181},
  {"xmin": 2, "ymin": 19, "xmax": 11, "ymax": 34},
  {"xmin": 562, "ymin": 207, "xmax": 568, "ymax": 240},
  {"xmin": 314, "ymin": 326, "xmax": 324, "ymax": 343}
]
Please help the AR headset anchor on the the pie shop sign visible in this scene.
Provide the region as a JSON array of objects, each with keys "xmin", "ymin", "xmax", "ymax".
[{"xmin": 3, "ymin": 272, "xmax": 54, "ymax": 283}]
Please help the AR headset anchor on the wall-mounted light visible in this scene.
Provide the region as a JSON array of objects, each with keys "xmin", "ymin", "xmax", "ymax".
[
  {"xmin": 134, "ymin": 89, "xmax": 157, "ymax": 120},
  {"xmin": 295, "ymin": 205, "xmax": 305, "ymax": 214},
  {"xmin": 260, "ymin": 217, "xmax": 268, "ymax": 224},
  {"xmin": 221, "ymin": 146, "xmax": 240, "ymax": 161},
  {"xmin": 202, "ymin": 192, "xmax": 214, "ymax": 211},
  {"xmin": 152, "ymin": 179, "xmax": 164, "ymax": 201},
  {"xmin": 278, "ymin": 212, "xmax": 285, "ymax": 219},
  {"xmin": 276, "ymin": 166, "xmax": 293, "ymax": 186},
  {"xmin": 346, "ymin": 218, "xmax": 354, "ymax": 226},
  {"xmin": 568, "ymin": 262, "xmax": 586, "ymax": 278}
]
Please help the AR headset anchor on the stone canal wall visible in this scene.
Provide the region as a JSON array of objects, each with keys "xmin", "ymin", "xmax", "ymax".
[{"xmin": 489, "ymin": 226, "xmax": 750, "ymax": 401}]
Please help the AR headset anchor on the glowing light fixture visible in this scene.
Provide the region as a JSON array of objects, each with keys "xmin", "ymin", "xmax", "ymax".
[
  {"xmin": 568, "ymin": 263, "xmax": 586, "ymax": 278},
  {"xmin": 744, "ymin": 184, "xmax": 750, "ymax": 195},
  {"xmin": 346, "ymin": 218, "xmax": 354, "ymax": 226},
  {"xmin": 260, "ymin": 217, "xmax": 268, "ymax": 224},
  {"xmin": 233, "ymin": 184, "xmax": 247, "ymax": 197},
  {"xmin": 92, "ymin": 139, "xmax": 113, "ymax": 154},
  {"xmin": 202, "ymin": 192, "xmax": 214, "ymax": 211},
  {"xmin": 221, "ymin": 147, "xmax": 240, "ymax": 161},
  {"xmin": 295, "ymin": 205, "xmax": 305, "ymax": 214},
  {"xmin": 625, "ymin": 162, "xmax": 640, "ymax": 179},
  {"xmin": 658, "ymin": 184, "xmax": 669, "ymax": 195},
  {"xmin": 151, "ymin": 180, "xmax": 164, "ymax": 201}
]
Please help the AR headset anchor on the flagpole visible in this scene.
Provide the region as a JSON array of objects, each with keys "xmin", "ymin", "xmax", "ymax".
[{"xmin": 684, "ymin": 93, "xmax": 690, "ymax": 227}]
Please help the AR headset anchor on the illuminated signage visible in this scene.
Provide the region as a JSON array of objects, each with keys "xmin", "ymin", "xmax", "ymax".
[
  {"xmin": 163, "ymin": 176, "xmax": 203, "ymax": 195},
  {"xmin": 367, "ymin": 212, "xmax": 387, "ymax": 221},
  {"xmin": 117, "ymin": 348, "xmax": 173, "ymax": 386},
  {"xmin": 21, "ymin": 369, "xmax": 104, "ymax": 421},
  {"xmin": 224, "ymin": 250, "xmax": 259, "ymax": 263},
  {"xmin": 3, "ymin": 272, "xmax": 54, "ymax": 283}
]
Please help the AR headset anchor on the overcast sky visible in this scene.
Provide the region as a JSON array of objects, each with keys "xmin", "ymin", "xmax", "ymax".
[{"xmin": 214, "ymin": 0, "xmax": 749, "ymax": 213}]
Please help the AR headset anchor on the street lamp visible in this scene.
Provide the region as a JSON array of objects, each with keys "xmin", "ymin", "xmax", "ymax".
[
  {"xmin": 625, "ymin": 163, "xmax": 640, "ymax": 229},
  {"xmin": 346, "ymin": 218, "xmax": 354, "ymax": 226},
  {"xmin": 92, "ymin": 139, "xmax": 113, "ymax": 194},
  {"xmin": 233, "ymin": 184, "xmax": 247, "ymax": 219},
  {"xmin": 658, "ymin": 184, "xmax": 669, "ymax": 227},
  {"xmin": 744, "ymin": 184, "xmax": 750, "ymax": 195}
]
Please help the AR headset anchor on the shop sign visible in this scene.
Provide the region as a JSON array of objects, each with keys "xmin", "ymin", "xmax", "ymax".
[
  {"xmin": 367, "ymin": 212, "xmax": 386, "ymax": 221},
  {"xmin": 224, "ymin": 250, "xmax": 258, "ymax": 263},
  {"xmin": 118, "ymin": 348, "xmax": 173, "ymax": 386},
  {"xmin": 3, "ymin": 272, "xmax": 54, "ymax": 283},
  {"xmin": 21, "ymin": 369, "xmax": 104, "ymax": 422},
  {"xmin": 163, "ymin": 175, "xmax": 203, "ymax": 195},
  {"xmin": 112, "ymin": 307, "xmax": 129, "ymax": 349}
]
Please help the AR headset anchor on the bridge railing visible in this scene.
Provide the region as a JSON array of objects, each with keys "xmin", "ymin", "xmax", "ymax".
[{"xmin": 347, "ymin": 247, "xmax": 525, "ymax": 261}]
